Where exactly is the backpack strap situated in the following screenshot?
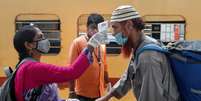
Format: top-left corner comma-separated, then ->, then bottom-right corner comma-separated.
4,67 -> 13,78
135,44 -> 175,101
4,58 -> 34,78
10,58 -> 37,101
10,58 -> 36,81
135,44 -> 168,63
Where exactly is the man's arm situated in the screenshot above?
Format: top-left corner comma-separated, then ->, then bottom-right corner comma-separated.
68,40 -> 80,98
104,71 -> 110,84
102,45 -> 110,84
68,80 -> 77,98
96,66 -> 132,101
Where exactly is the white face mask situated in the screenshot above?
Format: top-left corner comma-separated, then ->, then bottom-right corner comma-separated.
36,39 -> 50,53
114,32 -> 128,45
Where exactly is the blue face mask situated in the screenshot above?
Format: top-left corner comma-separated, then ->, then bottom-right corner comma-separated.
114,32 -> 128,45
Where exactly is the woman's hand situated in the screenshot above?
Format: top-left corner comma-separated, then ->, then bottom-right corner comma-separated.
87,31 -> 108,48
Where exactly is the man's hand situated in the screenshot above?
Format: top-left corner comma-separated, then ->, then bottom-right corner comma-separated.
66,98 -> 80,101
106,82 -> 112,92
95,96 -> 110,101
68,91 -> 77,98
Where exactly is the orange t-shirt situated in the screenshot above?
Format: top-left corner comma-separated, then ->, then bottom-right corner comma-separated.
68,35 -> 108,98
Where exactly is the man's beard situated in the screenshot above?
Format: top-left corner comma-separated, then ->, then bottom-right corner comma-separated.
121,37 -> 133,58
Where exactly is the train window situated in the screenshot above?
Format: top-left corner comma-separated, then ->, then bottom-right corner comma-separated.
143,15 -> 186,44
15,14 -> 61,54
77,14 -> 121,55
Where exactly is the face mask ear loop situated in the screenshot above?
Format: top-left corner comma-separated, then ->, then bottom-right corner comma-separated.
35,40 -> 39,51
27,41 -> 36,57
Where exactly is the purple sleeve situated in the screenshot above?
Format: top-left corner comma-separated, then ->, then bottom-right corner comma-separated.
24,48 -> 92,89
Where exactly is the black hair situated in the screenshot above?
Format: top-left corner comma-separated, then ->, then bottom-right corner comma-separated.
13,25 -> 37,61
87,13 -> 104,29
131,18 -> 145,31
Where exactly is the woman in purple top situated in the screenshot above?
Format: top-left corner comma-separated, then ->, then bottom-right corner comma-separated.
13,25 -> 107,101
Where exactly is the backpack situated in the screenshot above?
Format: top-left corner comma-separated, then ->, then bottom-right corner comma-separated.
136,41 -> 201,101
0,58 -> 42,101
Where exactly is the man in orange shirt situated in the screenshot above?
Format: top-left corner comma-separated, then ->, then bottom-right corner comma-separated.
68,13 -> 111,101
